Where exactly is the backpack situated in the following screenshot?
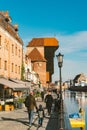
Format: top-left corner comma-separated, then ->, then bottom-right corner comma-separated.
25,96 -> 30,107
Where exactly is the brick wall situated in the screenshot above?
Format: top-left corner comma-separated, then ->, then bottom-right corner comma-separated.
0,26 -> 23,79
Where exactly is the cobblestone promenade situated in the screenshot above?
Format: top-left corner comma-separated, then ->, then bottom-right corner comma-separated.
0,96 -> 59,130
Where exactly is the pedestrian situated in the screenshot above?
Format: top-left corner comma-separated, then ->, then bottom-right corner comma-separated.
41,91 -> 44,101
45,91 -> 53,115
25,91 -> 38,126
57,91 -> 60,99
37,104 -> 44,126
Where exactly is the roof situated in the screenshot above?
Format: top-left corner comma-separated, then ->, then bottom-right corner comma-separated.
74,74 -> 81,81
74,73 -> 86,81
28,48 -> 46,62
27,38 -> 58,47
0,11 -> 23,45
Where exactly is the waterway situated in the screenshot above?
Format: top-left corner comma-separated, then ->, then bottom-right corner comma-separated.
63,90 -> 87,130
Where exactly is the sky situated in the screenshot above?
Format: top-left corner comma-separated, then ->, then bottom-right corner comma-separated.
0,0 -> 87,82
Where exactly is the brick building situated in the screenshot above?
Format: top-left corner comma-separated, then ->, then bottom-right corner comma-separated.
26,38 -> 59,87
0,11 -> 26,100
0,11 -> 23,79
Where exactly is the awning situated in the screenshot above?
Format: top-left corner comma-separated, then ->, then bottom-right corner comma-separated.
9,79 -> 31,89
0,78 -> 30,91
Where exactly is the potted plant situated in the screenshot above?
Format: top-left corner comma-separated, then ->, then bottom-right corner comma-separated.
17,97 -> 25,109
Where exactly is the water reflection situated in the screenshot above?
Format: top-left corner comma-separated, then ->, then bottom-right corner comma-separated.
63,90 -> 87,130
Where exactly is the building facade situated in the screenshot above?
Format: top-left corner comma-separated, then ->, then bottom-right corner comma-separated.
0,11 -> 23,79
74,73 -> 87,86
26,38 -> 59,87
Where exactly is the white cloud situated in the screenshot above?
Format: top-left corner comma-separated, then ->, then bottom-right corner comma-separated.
56,31 -> 87,54
52,31 -> 87,82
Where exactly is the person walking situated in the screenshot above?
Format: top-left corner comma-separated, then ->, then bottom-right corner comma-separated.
25,91 -> 38,126
45,91 -> 53,115
37,104 -> 44,127
41,91 -> 44,101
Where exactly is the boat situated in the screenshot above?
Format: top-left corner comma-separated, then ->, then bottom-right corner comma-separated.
68,86 -> 87,92
69,108 -> 85,130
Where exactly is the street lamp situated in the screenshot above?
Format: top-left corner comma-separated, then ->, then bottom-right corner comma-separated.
56,52 -> 64,130
56,52 -> 63,99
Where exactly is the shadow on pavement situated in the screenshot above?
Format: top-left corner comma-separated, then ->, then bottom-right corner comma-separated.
1,117 -> 29,126
46,112 -> 59,130
1,116 -> 39,128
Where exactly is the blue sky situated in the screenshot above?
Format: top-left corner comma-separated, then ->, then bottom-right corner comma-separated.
0,0 -> 87,82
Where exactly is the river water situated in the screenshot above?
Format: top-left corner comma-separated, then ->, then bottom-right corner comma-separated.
63,90 -> 87,130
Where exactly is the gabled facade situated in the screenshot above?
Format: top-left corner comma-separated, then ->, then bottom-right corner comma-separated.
26,38 -> 59,87
0,11 -> 23,79
73,73 -> 87,86
74,73 -> 86,83
24,54 -> 40,85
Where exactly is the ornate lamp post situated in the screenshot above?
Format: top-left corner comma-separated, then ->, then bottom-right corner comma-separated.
56,52 -> 63,100
56,52 -> 64,130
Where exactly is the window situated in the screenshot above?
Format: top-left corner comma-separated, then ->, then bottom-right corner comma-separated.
12,44 -> 14,54
11,63 -> 14,72
4,39 -> 9,50
15,65 -> 17,73
4,60 -> 7,70
6,42 -> 9,50
18,49 -> 20,57
0,58 -> 1,69
15,46 -> 17,55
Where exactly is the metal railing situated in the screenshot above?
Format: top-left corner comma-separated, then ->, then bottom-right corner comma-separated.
58,99 -> 72,130
63,102 -> 72,130
59,99 -> 65,130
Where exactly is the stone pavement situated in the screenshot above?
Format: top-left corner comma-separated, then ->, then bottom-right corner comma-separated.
0,97 -> 60,130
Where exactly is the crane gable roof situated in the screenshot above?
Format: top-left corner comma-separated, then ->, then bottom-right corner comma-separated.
28,48 -> 46,62
27,38 -> 58,47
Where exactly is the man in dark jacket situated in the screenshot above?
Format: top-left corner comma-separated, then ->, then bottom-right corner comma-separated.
25,91 -> 37,126
45,91 -> 53,115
